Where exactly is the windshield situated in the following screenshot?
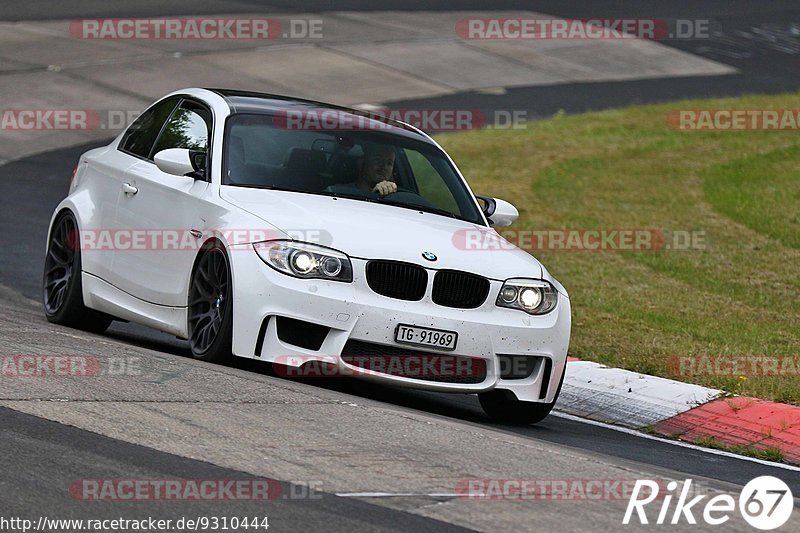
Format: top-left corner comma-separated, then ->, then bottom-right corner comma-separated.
222,113 -> 485,225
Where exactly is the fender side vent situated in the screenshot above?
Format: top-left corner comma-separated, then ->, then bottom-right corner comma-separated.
539,358 -> 553,399
254,316 -> 271,357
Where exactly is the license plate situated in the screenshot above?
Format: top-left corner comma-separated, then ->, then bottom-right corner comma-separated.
395,324 -> 458,351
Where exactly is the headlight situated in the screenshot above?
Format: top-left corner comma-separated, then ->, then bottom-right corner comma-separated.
254,241 -> 353,282
496,279 -> 557,315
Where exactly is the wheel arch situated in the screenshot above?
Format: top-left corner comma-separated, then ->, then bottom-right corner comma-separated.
186,237 -> 234,329
45,206 -> 79,250
186,237 -> 235,360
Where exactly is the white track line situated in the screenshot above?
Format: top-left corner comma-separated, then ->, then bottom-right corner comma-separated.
552,412 -> 800,472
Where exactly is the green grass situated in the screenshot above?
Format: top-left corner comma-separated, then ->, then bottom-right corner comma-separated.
693,437 -> 785,463
703,145 -> 800,249
435,92 -> 800,404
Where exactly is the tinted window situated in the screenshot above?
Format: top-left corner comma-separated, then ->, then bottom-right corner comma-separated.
119,96 -> 180,159
151,100 -> 212,157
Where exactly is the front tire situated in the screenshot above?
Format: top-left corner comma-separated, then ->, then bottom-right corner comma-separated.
188,246 -> 233,363
479,365 -> 565,425
42,212 -> 113,333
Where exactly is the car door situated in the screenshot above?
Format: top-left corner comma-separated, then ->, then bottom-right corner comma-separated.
112,98 -> 213,307
91,96 -> 180,289
76,144 -> 139,285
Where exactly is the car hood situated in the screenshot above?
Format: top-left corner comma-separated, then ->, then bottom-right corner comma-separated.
220,187 -> 542,280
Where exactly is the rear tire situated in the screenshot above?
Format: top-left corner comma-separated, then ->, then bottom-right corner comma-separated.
42,212 -> 113,334
188,246 -> 233,363
479,364 -> 565,425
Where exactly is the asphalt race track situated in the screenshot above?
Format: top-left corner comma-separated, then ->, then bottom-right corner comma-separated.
2,1 -> 800,531
1,408 -> 469,532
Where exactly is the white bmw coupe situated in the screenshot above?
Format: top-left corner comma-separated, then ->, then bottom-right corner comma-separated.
43,88 -> 571,424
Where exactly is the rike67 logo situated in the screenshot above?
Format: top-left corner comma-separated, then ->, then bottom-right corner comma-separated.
624,476 -> 794,530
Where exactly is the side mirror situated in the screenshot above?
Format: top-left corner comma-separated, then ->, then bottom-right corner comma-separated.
154,148 -> 205,178
476,196 -> 519,227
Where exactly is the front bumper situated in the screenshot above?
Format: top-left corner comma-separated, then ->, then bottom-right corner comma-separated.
230,248 -> 571,403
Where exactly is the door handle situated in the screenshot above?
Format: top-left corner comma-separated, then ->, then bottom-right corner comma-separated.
122,182 -> 138,196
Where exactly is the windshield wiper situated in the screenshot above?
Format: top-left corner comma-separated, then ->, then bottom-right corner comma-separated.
378,198 -> 463,221
322,191 -> 382,204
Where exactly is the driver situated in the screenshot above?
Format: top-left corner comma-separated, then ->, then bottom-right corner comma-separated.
358,142 -> 397,196
326,142 -> 397,197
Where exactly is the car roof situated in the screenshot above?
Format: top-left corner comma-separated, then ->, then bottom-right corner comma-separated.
207,88 -> 431,143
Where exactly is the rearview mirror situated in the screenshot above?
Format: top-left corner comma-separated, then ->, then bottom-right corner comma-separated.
154,148 -> 205,178
476,196 -> 519,227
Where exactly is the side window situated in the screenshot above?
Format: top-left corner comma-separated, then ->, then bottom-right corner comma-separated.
119,96 -> 180,159
405,149 -> 460,213
151,100 -> 212,159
